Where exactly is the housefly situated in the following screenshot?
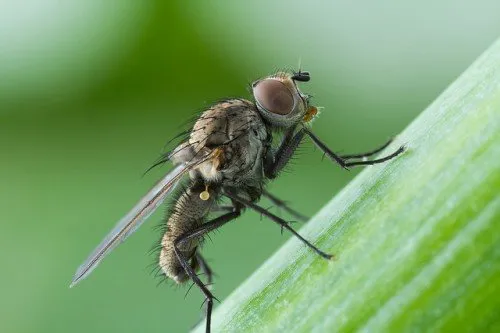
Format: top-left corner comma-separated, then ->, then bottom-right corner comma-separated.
71,70 -> 404,333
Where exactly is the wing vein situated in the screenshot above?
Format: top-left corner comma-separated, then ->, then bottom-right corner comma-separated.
70,156 -> 208,287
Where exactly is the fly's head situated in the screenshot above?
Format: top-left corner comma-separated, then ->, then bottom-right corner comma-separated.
252,70 -> 317,128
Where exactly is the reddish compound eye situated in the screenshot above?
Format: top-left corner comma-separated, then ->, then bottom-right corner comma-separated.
253,79 -> 294,115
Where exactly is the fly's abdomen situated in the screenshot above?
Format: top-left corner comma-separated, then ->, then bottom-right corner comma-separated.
159,181 -> 216,283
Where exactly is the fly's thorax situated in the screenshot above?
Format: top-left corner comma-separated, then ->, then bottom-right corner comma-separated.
174,99 -> 269,185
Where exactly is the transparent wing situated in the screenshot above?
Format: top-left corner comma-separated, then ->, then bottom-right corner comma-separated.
70,158 -> 205,287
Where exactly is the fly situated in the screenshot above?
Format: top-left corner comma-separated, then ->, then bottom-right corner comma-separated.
71,70 -> 405,333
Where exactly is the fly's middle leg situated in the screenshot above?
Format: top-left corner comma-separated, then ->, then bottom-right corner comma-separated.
225,191 -> 333,260
262,189 -> 309,222
209,205 -> 235,214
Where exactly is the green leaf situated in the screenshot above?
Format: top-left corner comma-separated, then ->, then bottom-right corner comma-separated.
194,38 -> 500,333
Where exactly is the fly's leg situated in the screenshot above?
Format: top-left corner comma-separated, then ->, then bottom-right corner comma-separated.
225,192 -> 332,260
339,138 -> 393,159
191,252 -> 215,329
195,252 -> 214,285
264,126 -> 305,179
210,205 -> 235,214
262,189 -> 309,222
264,127 -> 404,174
302,128 -> 405,169
174,210 -> 241,333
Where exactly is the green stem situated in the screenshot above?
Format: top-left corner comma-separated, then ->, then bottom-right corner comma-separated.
195,38 -> 500,333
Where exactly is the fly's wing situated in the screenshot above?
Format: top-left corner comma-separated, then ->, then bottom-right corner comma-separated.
70,158 -> 205,287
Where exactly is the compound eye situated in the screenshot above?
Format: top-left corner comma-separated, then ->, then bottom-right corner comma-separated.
253,79 -> 294,115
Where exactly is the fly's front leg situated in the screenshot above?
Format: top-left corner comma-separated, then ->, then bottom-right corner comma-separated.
339,137 -> 393,159
302,128 -> 405,168
174,210 -> 241,333
264,126 -> 305,179
263,125 -> 402,177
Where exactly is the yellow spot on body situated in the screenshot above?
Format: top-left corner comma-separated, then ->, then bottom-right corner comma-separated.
200,184 -> 210,201
200,191 -> 210,200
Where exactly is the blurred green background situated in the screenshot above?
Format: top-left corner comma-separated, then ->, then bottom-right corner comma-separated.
1,1 -> 499,332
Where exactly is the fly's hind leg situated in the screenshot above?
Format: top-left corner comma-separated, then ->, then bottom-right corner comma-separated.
175,210 -> 241,333
195,252 -> 214,286
190,252 -> 215,329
